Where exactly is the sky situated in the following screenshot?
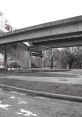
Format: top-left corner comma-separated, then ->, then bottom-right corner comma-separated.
0,0 -> 82,29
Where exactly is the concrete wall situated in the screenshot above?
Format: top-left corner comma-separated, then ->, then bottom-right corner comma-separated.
31,56 -> 42,68
0,44 -> 31,68
7,43 -> 31,68
0,43 -> 42,68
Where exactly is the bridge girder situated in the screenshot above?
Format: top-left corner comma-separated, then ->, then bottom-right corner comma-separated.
0,16 -> 82,48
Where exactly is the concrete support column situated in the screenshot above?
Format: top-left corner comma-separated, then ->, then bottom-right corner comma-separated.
4,44 -> 7,68
28,48 -> 31,68
40,56 -> 43,68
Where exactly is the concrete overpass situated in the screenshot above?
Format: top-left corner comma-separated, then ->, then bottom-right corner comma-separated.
0,15 -> 82,48
1,15 -> 82,68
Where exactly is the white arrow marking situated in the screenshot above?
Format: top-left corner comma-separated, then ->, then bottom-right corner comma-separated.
17,109 -> 37,116
0,100 -> 10,110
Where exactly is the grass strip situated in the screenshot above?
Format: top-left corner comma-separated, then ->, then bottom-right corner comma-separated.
0,78 -> 82,97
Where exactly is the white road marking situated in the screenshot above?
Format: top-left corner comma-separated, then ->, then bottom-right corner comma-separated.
0,100 -> 10,110
9,95 -> 27,104
17,97 -> 27,104
17,109 -> 37,116
9,96 -> 16,99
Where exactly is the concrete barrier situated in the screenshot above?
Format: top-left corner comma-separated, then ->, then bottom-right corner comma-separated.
15,68 -> 71,73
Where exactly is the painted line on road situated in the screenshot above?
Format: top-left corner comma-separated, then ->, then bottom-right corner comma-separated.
0,83 -> 82,102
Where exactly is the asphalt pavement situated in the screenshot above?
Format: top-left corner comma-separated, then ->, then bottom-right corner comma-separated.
0,88 -> 82,117
0,70 -> 82,84
0,70 -> 82,116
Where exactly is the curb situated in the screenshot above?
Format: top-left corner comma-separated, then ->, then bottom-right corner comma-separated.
0,83 -> 82,102
0,68 -> 71,73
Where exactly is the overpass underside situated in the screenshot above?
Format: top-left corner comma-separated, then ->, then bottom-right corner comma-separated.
32,32 -> 82,48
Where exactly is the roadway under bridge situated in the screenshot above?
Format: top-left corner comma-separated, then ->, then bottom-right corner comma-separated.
0,15 -> 82,68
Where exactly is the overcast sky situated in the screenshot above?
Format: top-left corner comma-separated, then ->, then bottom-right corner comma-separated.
0,0 -> 82,29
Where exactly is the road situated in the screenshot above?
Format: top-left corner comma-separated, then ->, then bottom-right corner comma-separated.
1,69 -> 82,84
0,88 -> 82,117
